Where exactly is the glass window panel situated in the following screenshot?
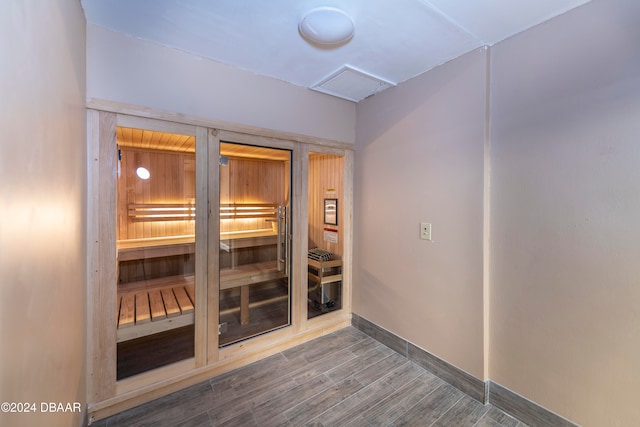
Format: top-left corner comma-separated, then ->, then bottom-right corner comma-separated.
218,142 -> 292,346
308,152 -> 344,319
115,127 -> 196,380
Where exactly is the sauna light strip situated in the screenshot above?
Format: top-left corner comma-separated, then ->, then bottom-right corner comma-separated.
129,203 -> 278,222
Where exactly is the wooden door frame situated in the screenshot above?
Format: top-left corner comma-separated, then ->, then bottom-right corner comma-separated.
86,103 -> 354,422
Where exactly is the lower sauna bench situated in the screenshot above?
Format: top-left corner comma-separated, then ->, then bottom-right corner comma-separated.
219,261 -> 287,326
116,275 -> 195,343
116,261 -> 287,342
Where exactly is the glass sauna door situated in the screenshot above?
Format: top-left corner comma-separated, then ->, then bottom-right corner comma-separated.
218,142 -> 291,346
115,127 -> 197,379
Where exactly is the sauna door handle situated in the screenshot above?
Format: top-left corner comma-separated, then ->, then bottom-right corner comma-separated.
277,205 -> 289,275
277,205 -> 284,272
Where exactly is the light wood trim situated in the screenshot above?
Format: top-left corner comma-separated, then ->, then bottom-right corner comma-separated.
114,358 -> 196,398
218,129 -> 296,151
117,114 -> 197,137
88,98 -> 354,150
341,149 -> 354,315
292,144 -> 309,333
87,107 -> 355,420
305,306 -> 352,330
88,109 -> 118,401
194,126 -> 209,367
118,314 -> 195,343
207,129 -> 221,362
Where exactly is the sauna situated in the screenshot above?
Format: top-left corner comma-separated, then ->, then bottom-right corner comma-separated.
87,109 -> 353,420
114,128 -> 292,378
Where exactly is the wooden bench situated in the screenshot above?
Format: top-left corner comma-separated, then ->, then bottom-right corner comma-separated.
220,261 -> 286,325
116,275 -> 195,343
116,261 -> 286,342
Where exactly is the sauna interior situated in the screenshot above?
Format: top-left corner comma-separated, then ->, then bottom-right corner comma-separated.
307,152 -> 344,319
115,126 -> 199,379
114,126 -> 345,380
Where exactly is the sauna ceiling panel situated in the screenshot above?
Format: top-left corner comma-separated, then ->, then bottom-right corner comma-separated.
220,143 -> 290,162
117,127 -> 195,152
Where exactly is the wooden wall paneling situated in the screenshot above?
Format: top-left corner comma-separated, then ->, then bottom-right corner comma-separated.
116,147 -> 197,241
88,109 -> 118,402
195,126 -> 210,367
219,155 -> 286,233
117,126 -> 196,154
140,151 -> 150,239
207,129 -> 221,362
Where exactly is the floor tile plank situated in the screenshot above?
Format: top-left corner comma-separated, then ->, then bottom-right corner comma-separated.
389,383 -> 464,426
432,394 -> 488,426
285,376 -> 365,425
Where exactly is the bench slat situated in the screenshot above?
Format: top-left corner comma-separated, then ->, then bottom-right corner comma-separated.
135,292 -> 151,324
174,286 -> 194,314
185,283 -> 195,305
118,293 -> 135,328
161,288 -> 181,317
149,289 -> 166,321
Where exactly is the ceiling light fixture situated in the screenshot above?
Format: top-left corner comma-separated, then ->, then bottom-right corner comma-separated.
299,7 -> 355,45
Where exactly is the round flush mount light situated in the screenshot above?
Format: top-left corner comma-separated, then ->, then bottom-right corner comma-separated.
299,7 -> 355,45
136,166 -> 150,180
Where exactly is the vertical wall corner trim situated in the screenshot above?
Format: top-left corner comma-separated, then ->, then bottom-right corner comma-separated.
482,44 -> 492,382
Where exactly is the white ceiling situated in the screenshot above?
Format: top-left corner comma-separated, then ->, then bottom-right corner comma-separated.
82,0 -> 592,102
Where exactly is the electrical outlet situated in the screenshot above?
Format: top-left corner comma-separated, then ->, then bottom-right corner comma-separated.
420,222 -> 432,240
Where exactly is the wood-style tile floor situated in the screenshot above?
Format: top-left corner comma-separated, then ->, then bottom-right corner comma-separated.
95,327 -> 527,427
